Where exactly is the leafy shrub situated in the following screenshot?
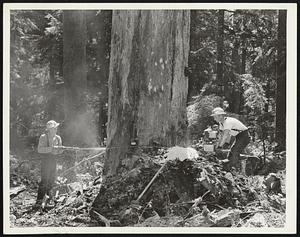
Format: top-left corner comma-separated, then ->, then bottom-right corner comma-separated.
187,94 -> 222,140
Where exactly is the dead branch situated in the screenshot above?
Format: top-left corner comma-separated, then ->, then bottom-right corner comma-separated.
10,185 -> 26,198
60,151 -> 105,176
92,210 -> 111,227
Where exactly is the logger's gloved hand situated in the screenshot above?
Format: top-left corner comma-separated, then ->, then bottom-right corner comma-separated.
214,145 -> 224,158
53,145 -> 64,150
214,144 -> 221,151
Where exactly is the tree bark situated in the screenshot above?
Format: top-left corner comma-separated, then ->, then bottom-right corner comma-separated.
231,39 -> 240,74
103,10 -> 190,176
216,9 -> 224,96
275,10 -> 286,150
230,39 -> 242,114
237,37 -> 247,113
95,11 -> 112,144
241,38 -> 246,74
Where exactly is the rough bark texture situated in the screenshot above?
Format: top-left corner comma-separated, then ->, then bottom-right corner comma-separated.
63,10 -> 95,147
104,10 -> 190,176
275,10 -> 286,150
216,10 -> 224,95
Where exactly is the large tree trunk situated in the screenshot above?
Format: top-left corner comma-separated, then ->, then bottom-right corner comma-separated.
216,9 -> 224,96
103,10 -> 190,176
275,10 -> 286,150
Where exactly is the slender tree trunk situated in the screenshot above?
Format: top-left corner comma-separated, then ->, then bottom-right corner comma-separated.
98,100 -> 104,144
96,11 -> 112,144
237,37 -> 247,113
103,10 -> 190,176
231,39 -> 240,73
216,9 -> 224,96
47,52 -> 56,120
62,10 -> 88,182
63,10 -> 96,147
241,38 -> 246,74
275,10 -> 286,150
230,38 -> 241,113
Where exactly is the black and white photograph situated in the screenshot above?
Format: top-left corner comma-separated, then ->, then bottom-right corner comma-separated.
3,3 -> 297,234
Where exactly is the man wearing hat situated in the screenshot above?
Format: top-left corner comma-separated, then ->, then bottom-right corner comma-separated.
211,107 -> 250,172
34,120 -> 64,209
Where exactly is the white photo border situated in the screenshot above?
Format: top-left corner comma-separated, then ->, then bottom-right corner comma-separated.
3,2 -> 297,234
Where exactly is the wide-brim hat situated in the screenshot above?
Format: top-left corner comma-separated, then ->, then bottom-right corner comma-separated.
46,120 -> 60,130
210,107 -> 226,116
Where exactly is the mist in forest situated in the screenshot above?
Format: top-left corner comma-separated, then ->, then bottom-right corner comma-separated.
63,110 -> 100,147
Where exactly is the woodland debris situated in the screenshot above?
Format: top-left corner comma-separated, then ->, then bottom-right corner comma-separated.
244,213 -> 267,227
134,214 -> 183,227
9,147 -> 286,228
134,162 -> 167,203
181,207 -> 215,227
264,173 -> 282,193
211,208 -> 242,227
10,185 -> 26,198
92,210 -> 111,227
92,147 -> 285,226
92,209 -> 121,227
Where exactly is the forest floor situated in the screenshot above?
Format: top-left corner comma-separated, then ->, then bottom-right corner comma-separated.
9,143 -> 286,228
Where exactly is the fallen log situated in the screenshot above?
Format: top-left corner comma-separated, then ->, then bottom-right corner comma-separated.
10,185 -> 26,198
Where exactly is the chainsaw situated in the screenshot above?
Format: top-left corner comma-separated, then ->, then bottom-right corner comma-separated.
54,146 -> 106,152
203,126 -> 219,152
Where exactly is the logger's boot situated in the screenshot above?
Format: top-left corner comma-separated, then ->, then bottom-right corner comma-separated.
41,194 -> 50,210
222,160 -> 231,172
43,192 -> 56,210
31,199 -> 42,212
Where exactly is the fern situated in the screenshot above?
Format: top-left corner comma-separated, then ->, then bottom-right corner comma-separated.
240,74 -> 267,113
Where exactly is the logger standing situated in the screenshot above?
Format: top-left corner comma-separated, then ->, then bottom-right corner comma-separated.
34,120 -> 64,209
211,107 -> 250,172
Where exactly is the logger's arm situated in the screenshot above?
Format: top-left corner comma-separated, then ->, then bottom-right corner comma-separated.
52,136 -> 64,154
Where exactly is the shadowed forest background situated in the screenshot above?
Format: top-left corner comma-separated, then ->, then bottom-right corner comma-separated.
9,9 -> 287,228
10,9 -> 286,154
